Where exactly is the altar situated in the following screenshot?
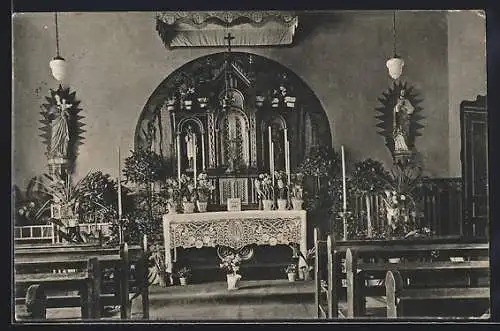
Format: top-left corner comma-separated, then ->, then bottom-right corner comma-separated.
162,210 -> 307,274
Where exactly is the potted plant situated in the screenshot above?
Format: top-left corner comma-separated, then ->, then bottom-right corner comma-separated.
179,174 -> 196,213
285,263 -> 297,282
255,173 -> 274,210
274,171 -> 288,210
219,253 -> 243,290
196,172 -> 214,212
176,267 -> 191,286
290,173 -> 305,210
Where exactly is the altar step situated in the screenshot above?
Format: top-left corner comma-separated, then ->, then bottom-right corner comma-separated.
148,279 -> 314,306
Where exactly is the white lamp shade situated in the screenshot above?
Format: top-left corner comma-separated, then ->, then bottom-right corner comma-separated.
386,57 -> 405,80
49,57 -> 67,81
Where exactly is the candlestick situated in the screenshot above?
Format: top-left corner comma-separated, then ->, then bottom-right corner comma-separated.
341,145 -> 347,212
366,195 -> 372,237
268,126 -> 273,175
271,142 -> 275,187
176,134 -> 181,188
286,141 -> 291,185
117,147 -> 122,219
193,146 -> 197,187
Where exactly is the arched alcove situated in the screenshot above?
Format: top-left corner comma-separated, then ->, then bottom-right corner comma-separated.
134,52 -> 331,177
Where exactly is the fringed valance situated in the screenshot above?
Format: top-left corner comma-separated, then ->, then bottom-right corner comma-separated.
156,11 -> 299,48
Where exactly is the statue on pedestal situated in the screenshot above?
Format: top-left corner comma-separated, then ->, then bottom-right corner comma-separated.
185,125 -> 197,170
393,89 -> 415,152
48,94 -> 73,159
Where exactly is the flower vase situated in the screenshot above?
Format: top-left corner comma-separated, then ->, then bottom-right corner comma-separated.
227,273 -> 241,290
262,200 -> 274,211
179,277 -> 188,286
287,272 -> 296,282
183,202 -> 195,213
277,199 -> 288,210
291,199 -> 303,210
197,201 -> 208,212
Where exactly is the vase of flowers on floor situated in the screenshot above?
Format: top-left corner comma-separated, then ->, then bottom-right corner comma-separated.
196,172 -> 214,212
290,173 -> 305,210
180,174 -> 196,213
220,253 -> 243,290
275,171 -> 288,210
285,264 -> 297,282
176,267 -> 191,286
255,173 -> 274,210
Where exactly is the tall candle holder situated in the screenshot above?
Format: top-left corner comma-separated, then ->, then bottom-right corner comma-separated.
338,210 -> 352,241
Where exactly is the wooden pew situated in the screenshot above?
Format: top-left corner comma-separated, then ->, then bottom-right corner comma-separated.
15,240 -> 150,320
15,257 -> 102,320
313,228 -> 338,318
386,269 -> 490,319
344,242 -> 489,318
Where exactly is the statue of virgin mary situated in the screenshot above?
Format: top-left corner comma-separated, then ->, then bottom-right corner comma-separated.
48,94 -> 72,158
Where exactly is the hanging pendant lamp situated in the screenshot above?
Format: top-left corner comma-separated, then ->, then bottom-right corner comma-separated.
386,10 -> 404,80
49,12 -> 67,81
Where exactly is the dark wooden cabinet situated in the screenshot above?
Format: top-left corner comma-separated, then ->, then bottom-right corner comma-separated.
460,95 -> 488,239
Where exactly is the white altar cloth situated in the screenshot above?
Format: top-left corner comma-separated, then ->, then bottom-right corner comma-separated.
162,210 -> 307,274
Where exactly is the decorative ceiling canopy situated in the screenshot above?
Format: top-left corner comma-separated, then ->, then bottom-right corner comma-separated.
156,11 -> 299,48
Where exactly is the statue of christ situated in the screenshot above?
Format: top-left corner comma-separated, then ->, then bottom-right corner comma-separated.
185,125 -> 197,170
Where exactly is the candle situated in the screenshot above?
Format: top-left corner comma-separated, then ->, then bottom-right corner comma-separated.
341,145 -> 347,212
117,147 -> 122,219
366,195 -> 372,237
271,142 -> 275,187
268,126 -> 273,175
193,145 -> 197,187
176,135 -> 181,187
286,141 -> 291,185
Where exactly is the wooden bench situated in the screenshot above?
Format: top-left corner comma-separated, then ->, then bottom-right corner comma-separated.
344,242 -> 489,318
15,257 -> 102,320
313,228 -> 339,318
15,240 -> 150,320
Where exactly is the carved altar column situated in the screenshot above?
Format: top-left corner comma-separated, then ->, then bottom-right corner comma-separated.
208,112 -> 216,168
250,112 -> 257,168
201,132 -> 206,171
176,133 -> 181,185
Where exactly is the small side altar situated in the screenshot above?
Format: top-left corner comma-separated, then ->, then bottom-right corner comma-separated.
162,210 -> 307,274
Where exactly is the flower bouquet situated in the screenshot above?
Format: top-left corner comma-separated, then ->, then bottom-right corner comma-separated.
179,174 -> 196,213
219,253 -> 243,290
196,172 -> 215,212
175,267 -> 191,286
284,263 -> 297,282
290,172 -> 305,210
255,173 -> 274,210
163,178 -> 181,214
275,171 -> 288,210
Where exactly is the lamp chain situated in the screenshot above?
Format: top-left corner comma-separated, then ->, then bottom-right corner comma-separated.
55,12 -> 60,57
393,10 -> 397,56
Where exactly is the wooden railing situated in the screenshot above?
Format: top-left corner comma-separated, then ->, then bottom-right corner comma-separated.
349,178 -> 463,236
14,222 -> 113,243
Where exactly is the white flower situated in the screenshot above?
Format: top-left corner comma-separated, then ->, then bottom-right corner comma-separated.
400,195 -> 406,200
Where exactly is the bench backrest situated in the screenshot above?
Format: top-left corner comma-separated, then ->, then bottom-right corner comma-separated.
314,228 -> 338,318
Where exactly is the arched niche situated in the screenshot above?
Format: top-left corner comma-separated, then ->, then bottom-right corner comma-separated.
134,52 -> 332,176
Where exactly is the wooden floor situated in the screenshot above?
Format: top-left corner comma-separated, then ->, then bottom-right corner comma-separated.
15,279 -> 388,321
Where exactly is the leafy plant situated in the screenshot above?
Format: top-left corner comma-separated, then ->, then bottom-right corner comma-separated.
274,171 -> 288,199
284,264 -> 297,274
179,174 -> 196,202
196,172 -> 215,202
219,254 -> 243,275
254,173 -> 273,200
176,267 -> 192,278
350,159 -> 390,195
122,148 -> 166,186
